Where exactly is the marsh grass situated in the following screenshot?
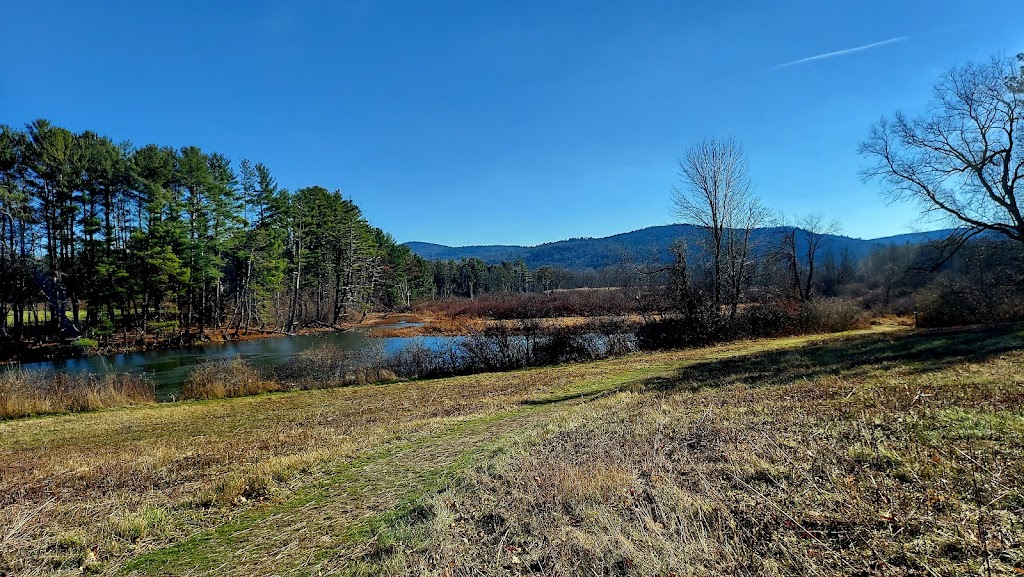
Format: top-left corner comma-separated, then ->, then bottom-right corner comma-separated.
0,370 -> 154,419
181,347 -> 403,402
181,357 -> 279,399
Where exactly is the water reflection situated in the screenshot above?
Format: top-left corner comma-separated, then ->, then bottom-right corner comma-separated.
8,329 -> 458,399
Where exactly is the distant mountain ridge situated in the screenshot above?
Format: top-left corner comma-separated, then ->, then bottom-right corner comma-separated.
404,224 -> 954,270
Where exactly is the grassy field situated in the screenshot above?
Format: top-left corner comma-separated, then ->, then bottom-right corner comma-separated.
1,325 -> 1022,575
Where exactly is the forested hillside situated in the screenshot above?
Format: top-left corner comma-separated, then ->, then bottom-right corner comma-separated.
0,120 -> 434,349
406,224 -> 954,270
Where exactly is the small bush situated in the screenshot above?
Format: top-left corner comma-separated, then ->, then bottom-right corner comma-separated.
533,332 -> 596,364
916,279 -> 996,328
73,338 -> 99,349
276,343 -> 397,388
182,358 -> 278,400
803,298 -> 868,333
636,309 -> 725,351
459,328 -> 530,372
737,301 -> 799,338
385,339 -> 463,379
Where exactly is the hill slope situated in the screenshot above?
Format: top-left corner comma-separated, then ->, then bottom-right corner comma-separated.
405,224 -> 953,269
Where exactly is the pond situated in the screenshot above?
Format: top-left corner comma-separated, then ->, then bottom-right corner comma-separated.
8,327 -> 458,400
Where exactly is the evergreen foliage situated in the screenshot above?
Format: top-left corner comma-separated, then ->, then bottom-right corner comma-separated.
0,119 -> 433,345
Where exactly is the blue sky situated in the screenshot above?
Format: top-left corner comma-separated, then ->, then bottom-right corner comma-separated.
2,1 -> 1021,246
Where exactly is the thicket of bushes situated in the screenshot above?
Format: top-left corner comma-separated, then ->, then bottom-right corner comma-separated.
916,277 -> 1024,328
275,344 -> 398,388
386,320 -> 638,379
416,289 -> 638,320
635,298 -> 868,350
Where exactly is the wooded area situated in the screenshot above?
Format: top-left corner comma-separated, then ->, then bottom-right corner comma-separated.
0,120 -> 435,350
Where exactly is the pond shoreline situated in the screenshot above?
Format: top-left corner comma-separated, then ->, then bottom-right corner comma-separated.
0,312 -> 440,366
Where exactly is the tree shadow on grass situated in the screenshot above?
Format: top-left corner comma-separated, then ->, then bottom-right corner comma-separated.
642,325 -> 1024,393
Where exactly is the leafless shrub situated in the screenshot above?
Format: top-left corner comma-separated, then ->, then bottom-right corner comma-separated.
385,339 -> 462,379
803,298 -> 869,333
276,343 -> 398,388
460,325 -> 530,372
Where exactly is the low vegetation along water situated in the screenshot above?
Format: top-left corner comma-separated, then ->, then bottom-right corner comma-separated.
7,324 -> 451,400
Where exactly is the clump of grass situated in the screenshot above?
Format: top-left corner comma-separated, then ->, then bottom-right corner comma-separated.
0,370 -> 155,419
72,338 -> 100,349
181,358 -> 279,400
109,506 -> 171,542
48,532 -> 99,573
207,471 -> 274,505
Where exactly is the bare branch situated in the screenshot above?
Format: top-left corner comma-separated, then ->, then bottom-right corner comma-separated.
860,55 -> 1024,250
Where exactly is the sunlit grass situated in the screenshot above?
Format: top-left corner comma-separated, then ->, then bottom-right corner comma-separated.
2,325 -> 1021,576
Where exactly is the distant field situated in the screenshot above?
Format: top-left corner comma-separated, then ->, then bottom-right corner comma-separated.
1,325 -> 1021,575
3,309 -> 65,324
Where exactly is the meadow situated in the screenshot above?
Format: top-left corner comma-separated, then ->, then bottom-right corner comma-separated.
1,324 -> 1021,575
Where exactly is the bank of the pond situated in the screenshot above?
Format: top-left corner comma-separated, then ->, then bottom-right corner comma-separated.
0,313 -> 440,365
3,329 -> 461,401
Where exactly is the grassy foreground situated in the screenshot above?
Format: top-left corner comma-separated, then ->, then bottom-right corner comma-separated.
1,325 -> 1022,575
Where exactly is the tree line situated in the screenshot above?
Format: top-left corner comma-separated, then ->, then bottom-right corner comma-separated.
0,120 -> 434,347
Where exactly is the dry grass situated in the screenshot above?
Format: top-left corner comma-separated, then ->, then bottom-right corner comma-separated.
361,326 -> 1024,576
2,325 -> 1021,576
180,357 -> 280,400
368,314 -> 485,337
0,370 -> 154,419
3,335 -> 688,575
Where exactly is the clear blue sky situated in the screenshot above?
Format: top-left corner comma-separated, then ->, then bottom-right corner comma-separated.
2,1 -> 1021,246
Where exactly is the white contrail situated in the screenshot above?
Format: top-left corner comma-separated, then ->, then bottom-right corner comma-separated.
771,36 -> 908,70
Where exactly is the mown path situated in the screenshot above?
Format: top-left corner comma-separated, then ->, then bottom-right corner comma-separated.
123,409 -> 547,576
2,328 -> 905,576
121,330 -> 907,575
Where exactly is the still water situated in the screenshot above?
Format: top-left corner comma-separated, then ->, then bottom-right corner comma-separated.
10,326 -> 455,399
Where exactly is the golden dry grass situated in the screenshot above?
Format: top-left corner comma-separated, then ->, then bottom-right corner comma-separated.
0,371 -> 155,419
361,326 -> 1024,576
180,357 -> 280,400
367,314 -> 485,337
2,325 -> 1021,576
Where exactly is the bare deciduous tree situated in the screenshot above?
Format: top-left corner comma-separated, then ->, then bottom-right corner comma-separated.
673,137 -> 769,319
778,214 -> 841,303
860,55 -> 1024,252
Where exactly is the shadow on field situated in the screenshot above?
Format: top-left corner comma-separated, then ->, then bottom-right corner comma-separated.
643,325 -> 1024,392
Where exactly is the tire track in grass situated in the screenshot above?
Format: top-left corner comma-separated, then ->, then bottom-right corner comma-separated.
121,408 -> 547,576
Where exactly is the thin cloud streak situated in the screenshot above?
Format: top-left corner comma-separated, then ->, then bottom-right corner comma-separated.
771,36 -> 908,70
